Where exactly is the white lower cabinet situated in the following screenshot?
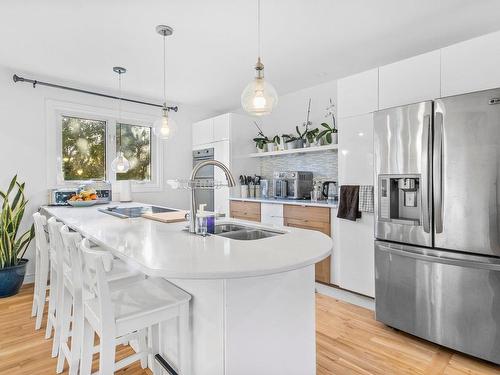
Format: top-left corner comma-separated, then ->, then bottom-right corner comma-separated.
260,203 -> 283,226
336,214 -> 375,297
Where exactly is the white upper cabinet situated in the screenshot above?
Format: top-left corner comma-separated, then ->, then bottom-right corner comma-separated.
441,30 -> 500,97
337,68 -> 378,118
213,114 -> 231,141
338,113 -> 374,185
192,118 -> 214,146
379,50 -> 441,109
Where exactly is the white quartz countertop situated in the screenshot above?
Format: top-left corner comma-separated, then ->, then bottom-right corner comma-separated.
229,196 -> 338,208
41,202 -> 332,279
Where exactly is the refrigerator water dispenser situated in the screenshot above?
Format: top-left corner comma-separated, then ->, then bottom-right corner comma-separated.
378,175 -> 421,226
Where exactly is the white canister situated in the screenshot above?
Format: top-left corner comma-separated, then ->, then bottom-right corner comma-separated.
119,180 -> 132,202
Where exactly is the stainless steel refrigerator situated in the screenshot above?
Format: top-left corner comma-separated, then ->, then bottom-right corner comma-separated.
374,88 -> 500,364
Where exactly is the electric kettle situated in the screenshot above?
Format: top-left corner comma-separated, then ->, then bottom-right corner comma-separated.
322,181 -> 338,200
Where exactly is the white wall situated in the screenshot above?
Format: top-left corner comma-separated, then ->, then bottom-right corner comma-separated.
0,65 -> 212,279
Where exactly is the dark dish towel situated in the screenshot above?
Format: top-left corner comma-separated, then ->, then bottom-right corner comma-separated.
337,185 -> 361,221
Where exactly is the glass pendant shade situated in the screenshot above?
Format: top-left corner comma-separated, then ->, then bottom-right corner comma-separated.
111,151 -> 130,173
155,107 -> 178,140
241,69 -> 278,116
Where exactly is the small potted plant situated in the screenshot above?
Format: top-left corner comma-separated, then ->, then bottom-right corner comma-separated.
282,134 -> 298,150
252,121 -> 270,152
317,98 -> 338,145
0,175 -> 34,298
306,127 -> 320,147
295,126 -> 307,148
267,135 -> 281,152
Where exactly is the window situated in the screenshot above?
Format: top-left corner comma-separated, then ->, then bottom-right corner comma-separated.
62,116 -> 106,181
60,115 -> 154,184
116,123 -> 151,181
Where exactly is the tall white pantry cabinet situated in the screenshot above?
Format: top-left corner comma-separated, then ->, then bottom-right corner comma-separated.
192,113 -> 259,216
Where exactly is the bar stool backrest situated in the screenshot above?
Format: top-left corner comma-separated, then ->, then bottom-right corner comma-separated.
80,238 -> 115,330
47,217 -> 65,267
32,212 -> 49,261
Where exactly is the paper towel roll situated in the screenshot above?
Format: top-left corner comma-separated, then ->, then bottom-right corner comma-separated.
119,180 -> 132,202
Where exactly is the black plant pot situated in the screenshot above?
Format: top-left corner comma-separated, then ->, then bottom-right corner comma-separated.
0,259 -> 28,298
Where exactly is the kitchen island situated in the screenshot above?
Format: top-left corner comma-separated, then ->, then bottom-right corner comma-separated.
41,202 -> 332,375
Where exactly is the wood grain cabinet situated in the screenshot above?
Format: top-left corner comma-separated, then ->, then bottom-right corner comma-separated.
283,205 -> 331,284
229,201 -> 261,222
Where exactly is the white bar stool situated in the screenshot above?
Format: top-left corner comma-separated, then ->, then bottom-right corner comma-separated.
57,226 -> 144,375
46,217 -> 66,357
32,212 -> 53,332
78,238 -> 192,375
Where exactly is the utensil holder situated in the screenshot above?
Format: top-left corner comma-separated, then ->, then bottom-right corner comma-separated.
240,185 -> 249,198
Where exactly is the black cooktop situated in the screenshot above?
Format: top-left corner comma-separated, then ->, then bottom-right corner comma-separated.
99,206 -> 176,219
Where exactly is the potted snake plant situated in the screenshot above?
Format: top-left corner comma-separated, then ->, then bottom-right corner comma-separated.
0,175 -> 34,298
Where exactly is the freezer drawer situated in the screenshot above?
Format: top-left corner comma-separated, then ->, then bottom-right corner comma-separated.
375,240 -> 500,364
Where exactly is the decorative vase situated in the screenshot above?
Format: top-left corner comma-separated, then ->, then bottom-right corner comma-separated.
297,139 -> 306,148
0,259 -> 28,298
267,143 -> 276,152
332,133 -> 338,144
257,144 -> 268,153
286,141 -> 297,150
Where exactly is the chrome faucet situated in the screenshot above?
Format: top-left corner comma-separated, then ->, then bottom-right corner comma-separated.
189,160 -> 236,233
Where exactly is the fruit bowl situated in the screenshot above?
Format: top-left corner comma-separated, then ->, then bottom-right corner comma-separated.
67,200 -> 97,207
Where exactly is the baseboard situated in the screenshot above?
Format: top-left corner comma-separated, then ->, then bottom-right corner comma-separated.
23,273 -> 35,285
315,282 -> 375,311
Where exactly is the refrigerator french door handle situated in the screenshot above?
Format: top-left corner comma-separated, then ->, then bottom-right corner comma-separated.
433,111 -> 444,233
421,114 -> 431,233
377,243 -> 500,271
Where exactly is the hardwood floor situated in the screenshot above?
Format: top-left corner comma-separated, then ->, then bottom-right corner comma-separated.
1,285 -> 499,374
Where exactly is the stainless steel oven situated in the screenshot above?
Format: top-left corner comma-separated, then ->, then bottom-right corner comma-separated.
193,148 -> 214,211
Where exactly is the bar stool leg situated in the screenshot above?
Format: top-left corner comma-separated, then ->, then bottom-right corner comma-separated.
178,303 -> 191,375
138,328 -> 149,369
56,287 -> 72,373
45,266 -> 57,339
99,331 -> 117,375
150,323 -> 162,375
80,319 -> 94,375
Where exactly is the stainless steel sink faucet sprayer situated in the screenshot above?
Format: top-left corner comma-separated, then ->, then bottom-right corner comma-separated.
189,160 -> 236,233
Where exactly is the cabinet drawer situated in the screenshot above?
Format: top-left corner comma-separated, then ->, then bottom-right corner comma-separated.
283,217 -> 330,236
230,201 -> 261,222
283,205 -> 330,224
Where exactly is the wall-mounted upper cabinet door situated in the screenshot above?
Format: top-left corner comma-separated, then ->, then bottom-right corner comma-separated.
441,31 -> 500,97
337,68 -> 378,118
213,114 -> 231,142
192,118 -> 214,146
379,50 -> 441,109
338,113 -> 374,186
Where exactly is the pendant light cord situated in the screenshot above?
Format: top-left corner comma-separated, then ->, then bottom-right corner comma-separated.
163,33 -> 167,106
257,0 -> 261,60
118,71 -> 122,151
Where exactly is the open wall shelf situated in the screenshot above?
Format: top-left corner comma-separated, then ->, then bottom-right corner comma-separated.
248,144 -> 338,157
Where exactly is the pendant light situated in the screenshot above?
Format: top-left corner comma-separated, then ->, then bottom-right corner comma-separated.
111,66 -> 130,173
241,0 -> 278,116
155,25 -> 177,140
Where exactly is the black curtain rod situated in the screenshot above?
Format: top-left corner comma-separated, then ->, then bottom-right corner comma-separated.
12,74 -> 178,112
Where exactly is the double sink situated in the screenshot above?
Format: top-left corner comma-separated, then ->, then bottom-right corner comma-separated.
214,223 -> 284,241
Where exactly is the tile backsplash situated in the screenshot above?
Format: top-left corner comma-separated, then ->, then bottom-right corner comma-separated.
259,151 -> 337,182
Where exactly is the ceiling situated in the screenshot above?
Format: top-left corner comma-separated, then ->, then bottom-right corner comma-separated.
1,0 -> 500,113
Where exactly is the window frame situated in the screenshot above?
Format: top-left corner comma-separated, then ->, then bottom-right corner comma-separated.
46,99 -> 163,193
